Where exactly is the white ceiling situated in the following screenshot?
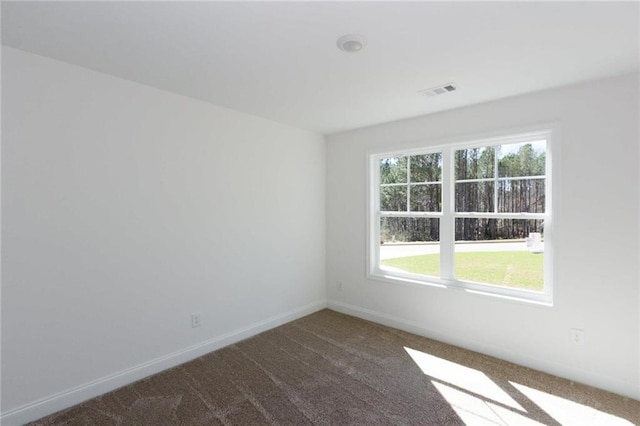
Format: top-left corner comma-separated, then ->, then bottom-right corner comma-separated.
2,1 -> 638,135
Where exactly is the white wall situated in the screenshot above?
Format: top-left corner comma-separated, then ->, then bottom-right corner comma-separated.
327,73 -> 639,399
1,47 -> 326,422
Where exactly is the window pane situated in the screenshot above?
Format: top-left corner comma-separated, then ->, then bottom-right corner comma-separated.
454,218 -> 544,291
380,157 -> 407,184
410,153 -> 442,182
498,179 -> 545,213
498,141 -> 546,178
455,218 -> 544,241
380,186 -> 407,211
410,184 -> 441,212
455,182 -> 494,212
380,217 -> 440,277
455,147 -> 495,180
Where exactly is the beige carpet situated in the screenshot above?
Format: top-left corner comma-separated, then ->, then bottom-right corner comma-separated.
31,309 -> 639,425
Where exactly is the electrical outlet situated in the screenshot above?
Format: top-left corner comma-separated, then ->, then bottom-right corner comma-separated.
337,281 -> 343,292
191,312 -> 201,328
570,328 -> 584,345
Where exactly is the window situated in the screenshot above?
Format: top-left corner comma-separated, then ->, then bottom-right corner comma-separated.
368,129 -> 553,304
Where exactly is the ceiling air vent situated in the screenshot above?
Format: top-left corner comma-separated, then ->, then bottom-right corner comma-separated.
419,83 -> 457,98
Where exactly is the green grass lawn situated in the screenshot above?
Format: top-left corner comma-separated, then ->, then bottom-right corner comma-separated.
381,251 -> 543,291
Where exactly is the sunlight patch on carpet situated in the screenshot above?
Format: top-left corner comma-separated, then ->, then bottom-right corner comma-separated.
432,382 -> 544,425
404,347 -> 524,411
510,382 -> 635,426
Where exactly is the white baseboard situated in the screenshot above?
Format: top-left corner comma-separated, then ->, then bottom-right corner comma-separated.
1,300 -> 327,426
327,299 -> 639,401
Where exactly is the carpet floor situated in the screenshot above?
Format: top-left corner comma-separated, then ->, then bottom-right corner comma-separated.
31,309 -> 639,425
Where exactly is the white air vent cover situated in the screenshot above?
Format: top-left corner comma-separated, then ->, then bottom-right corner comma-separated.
419,83 -> 457,98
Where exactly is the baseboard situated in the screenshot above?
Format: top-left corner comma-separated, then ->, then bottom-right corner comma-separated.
327,299 -> 639,401
0,300 -> 327,426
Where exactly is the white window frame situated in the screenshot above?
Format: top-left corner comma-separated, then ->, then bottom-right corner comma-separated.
367,127 -> 556,305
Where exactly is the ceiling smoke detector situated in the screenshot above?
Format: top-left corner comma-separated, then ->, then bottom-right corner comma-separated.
419,83 -> 457,98
336,34 -> 367,53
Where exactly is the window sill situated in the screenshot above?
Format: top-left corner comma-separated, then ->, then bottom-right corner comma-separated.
367,270 -> 554,308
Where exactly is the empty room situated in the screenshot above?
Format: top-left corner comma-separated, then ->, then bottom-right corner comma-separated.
1,1 -> 639,425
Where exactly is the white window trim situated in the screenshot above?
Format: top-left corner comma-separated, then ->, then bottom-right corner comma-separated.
366,126 -> 557,306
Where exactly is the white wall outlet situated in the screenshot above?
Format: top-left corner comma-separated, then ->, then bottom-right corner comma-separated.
570,328 -> 584,345
191,312 -> 201,328
336,281 -> 343,292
